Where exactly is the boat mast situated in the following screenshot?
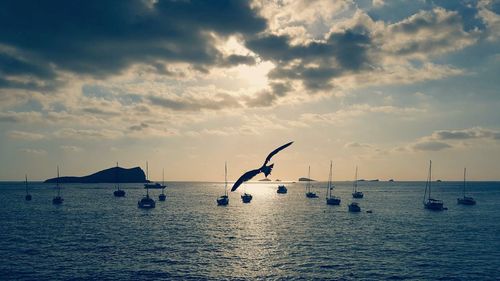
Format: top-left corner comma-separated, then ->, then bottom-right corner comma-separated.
224,161 -> 227,196
162,168 -> 165,195
116,162 -> 119,191
327,161 -> 332,199
57,166 -> 60,197
307,166 -> 311,192
428,160 -> 432,200
353,166 -> 358,193
463,167 -> 466,197
146,162 -> 149,197
25,174 -> 28,195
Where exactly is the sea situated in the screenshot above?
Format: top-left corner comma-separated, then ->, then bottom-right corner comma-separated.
1,181 -> 499,280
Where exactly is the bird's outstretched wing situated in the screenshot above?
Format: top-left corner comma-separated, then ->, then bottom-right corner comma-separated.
231,141 -> 294,192
231,168 -> 260,192
262,141 -> 293,167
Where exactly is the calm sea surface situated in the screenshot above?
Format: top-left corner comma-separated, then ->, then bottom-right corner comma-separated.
1,181 -> 499,280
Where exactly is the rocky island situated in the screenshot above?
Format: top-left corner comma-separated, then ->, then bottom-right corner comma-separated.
44,166 -> 149,183
298,177 -> 315,182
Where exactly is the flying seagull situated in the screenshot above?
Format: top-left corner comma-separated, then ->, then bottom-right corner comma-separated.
231,141 -> 293,192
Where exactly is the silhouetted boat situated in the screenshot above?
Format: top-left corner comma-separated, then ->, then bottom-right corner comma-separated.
138,187 -> 155,209
457,168 -> 476,205
138,163 -> 155,209
423,160 -> 446,211
138,195 -> 155,209
348,202 -> 361,212
352,166 -> 364,198
25,174 -> 32,201
52,166 -> 64,205
113,162 -> 126,197
277,185 -> 287,194
144,162 -> 166,189
241,193 -> 253,203
305,166 -> 318,198
326,161 -> 341,205
159,168 -> 166,201
217,162 -> 229,206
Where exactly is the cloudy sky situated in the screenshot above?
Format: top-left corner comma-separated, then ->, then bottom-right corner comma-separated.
1,0 -> 499,181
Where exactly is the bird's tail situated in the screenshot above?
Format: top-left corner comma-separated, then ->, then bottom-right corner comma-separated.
261,163 -> 274,177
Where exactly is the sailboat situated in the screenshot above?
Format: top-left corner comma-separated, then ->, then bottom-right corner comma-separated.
457,168 -> 476,205
138,183 -> 155,209
241,184 -> 253,203
305,166 -> 318,198
158,168 -> 166,201
52,166 -> 64,205
277,184 -> 287,194
138,162 -> 155,209
326,161 -> 341,205
352,166 -> 364,198
217,162 -> 229,206
144,162 -> 166,189
423,160 -> 446,211
348,202 -> 361,212
25,174 -> 32,201
113,162 -> 126,197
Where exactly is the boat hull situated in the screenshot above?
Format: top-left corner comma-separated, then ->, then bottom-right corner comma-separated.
25,194 -> 32,201
424,199 -> 446,211
277,185 -> 287,194
138,197 -> 155,209
113,190 -> 126,197
241,194 -> 253,203
457,197 -> 476,205
159,194 -> 166,201
52,196 -> 64,205
348,203 -> 361,212
217,196 -> 229,206
352,192 -> 364,199
326,197 -> 341,205
306,192 -> 318,198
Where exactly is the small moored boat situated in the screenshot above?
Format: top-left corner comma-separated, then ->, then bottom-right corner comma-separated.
326,161 -> 341,205
423,160 -> 446,211
217,162 -> 229,206
457,168 -> 476,205
348,202 -> 361,212
352,166 -> 364,199
52,166 -> 64,205
277,185 -> 287,194
113,162 -> 126,197
25,174 -> 32,201
305,166 -> 318,198
241,193 -> 253,203
158,168 -> 167,201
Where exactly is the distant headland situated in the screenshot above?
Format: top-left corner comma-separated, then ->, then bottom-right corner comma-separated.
44,166 -> 149,183
298,177 -> 315,182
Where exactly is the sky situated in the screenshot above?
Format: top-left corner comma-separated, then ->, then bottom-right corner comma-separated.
0,0 -> 499,181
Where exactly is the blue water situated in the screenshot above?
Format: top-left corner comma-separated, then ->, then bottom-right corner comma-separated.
1,181 -> 500,280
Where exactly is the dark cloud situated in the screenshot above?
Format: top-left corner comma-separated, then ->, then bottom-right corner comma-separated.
244,90 -> 277,107
82,107 -> 120,116
434,130 -> 476,140
219,54 -> 256,67
412,141 -> 452,151
129,122 -> 149,131
148,93 -> 241,111
0,0 -> 266,89
270,82 -> 292,97
246,29 -> 371,91
433,128 -> 500,140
